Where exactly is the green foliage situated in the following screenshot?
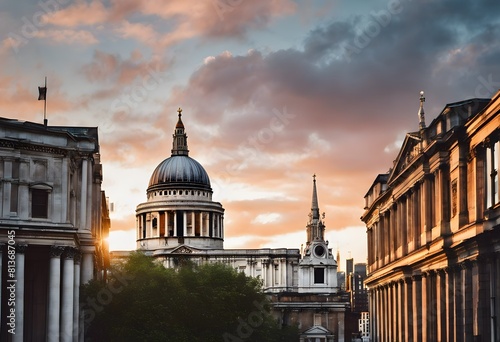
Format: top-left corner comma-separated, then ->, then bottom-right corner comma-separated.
81,252 -> 298,342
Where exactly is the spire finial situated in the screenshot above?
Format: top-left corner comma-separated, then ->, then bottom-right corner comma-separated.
313,173 -> 316,182
418,90 -> 426,130
172,107 -> 188,156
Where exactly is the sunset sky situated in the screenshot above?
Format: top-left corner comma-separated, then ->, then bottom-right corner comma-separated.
1,0 -> 500,268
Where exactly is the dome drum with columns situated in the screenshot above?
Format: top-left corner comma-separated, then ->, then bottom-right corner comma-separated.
136,108 -> 224,251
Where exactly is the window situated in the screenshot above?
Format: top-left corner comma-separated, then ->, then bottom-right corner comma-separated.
32,189 -> 48,218
10,183 -> 18,213
314,267 -> 325,284
486,140 -> 499,208
314,313 -> 322,326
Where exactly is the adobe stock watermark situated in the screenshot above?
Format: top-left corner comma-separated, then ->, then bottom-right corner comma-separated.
342,0 -> 407,62
8,0 -> 73,54
222,299 -> 268,341
5,233 -> 17,335
211,0 -> 244,21
474,74 -> 500,98
80,269 -> 136,329
102,58 -> 169,134
210,106 -> 296,196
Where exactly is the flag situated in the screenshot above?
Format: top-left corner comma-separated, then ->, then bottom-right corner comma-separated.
38,86 -> 46,101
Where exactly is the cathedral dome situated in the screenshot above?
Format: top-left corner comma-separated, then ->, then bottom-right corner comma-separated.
147,108 -> 212,193
148,155 -> 211,191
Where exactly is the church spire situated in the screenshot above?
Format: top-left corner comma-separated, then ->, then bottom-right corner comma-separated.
311,174 -> 320,220
171,107 -> 189,156
418,90 -> 426,130
306,174 -> 325,244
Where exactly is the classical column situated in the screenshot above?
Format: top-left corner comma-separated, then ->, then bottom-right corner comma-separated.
454,265 -> 464,341
81,251 -> 94,285
183,211 -> 187,237
62,158 -> 69,223
220,215 -> 224,239
383,285 -> 388,342
61,248 -> 75,342
375,287 -> 381,342
401,195 -> 408,256
13,244 -> 27,342
48,246 -> 64,342
407,189 -> 414,252
404,277 -> 413,342
412,274 -> 422,342
18,169 -> 29,219
429,271 -> 437,340
421,272 -> 428,341
458,146 -> 468,226
173,211 -> 177,236
422,176 -> 432,244
73,251 -> 82,342
80,158 -> 88,230
392,282 -> 398,341
398,279 -> 405,342
0,243 -> 3,329
436,269 -> 447,341
463,261 -> 473,340
476,256 -> 491,341
414,184 -> 421,248
445,267 -> 455,342
369,289 -> 375,341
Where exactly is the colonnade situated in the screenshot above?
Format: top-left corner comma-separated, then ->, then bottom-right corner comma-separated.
137,210 -> 224,239
0,244 -> 94,342
369,256 -> 499,342
367,164 -> 453,272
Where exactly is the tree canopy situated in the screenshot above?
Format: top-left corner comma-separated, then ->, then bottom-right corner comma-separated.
82,252 -> 298,342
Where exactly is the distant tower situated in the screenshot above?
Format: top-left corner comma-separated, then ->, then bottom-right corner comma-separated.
336,249 -> 341,272
346,257 -> 354,275
298,175 -> 338,293
345,256 -> 354,291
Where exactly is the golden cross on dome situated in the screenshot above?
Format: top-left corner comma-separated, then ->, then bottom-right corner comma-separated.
177,107 -> 182,117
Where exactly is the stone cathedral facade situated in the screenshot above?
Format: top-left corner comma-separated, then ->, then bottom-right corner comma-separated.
0,118 -> 109,342
135,110 -> 351,341
361,90 -> 500,341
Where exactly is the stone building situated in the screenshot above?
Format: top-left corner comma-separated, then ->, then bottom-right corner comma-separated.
0,118 -> 109,341
361,90 -> 500,341
135,109 -> 352,341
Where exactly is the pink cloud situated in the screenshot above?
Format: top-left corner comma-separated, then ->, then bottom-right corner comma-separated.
37,0 -> 296,48
41,0 -> 108,27
33,29 -> 98,45
115,21 -> 158,43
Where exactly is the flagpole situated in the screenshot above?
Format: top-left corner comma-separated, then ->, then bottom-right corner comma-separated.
43,76 -> 47,126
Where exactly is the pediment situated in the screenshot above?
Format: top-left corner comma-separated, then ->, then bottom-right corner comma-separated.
388,132 -> 422,183
301,325 -> 333,336
170,245 -> 198,254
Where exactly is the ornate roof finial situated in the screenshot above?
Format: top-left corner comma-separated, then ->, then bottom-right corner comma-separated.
418,90 -> 426,130
176,107 -> 185,129
172,107 -> 188,156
